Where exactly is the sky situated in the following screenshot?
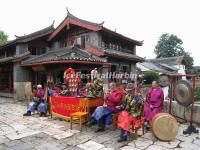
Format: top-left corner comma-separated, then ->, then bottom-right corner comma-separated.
0,0 -> 199,65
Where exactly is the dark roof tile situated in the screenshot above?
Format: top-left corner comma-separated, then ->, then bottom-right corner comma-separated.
0,25 -> 54,50
22,46 -> 106,65
147,56 -> 185,65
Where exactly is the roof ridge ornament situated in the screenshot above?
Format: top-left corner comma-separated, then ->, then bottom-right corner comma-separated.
15,35 -> 20,39
51,20 -> 55,27
66,7 -> 70,16
99,21 -> 105,26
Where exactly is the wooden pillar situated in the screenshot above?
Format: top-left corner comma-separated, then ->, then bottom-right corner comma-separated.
130,63 -> 136,80
102,65 -> 110,93
9,73 -> 12,93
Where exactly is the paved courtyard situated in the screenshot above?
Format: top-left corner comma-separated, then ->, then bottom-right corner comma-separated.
0,97 -> 200,150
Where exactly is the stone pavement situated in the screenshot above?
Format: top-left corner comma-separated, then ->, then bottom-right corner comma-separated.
0,97 -> 200,150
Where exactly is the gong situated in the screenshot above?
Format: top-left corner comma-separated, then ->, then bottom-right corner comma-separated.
174,80 -> 192,107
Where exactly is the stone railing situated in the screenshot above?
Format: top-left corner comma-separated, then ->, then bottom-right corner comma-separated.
163,100 -> 200,125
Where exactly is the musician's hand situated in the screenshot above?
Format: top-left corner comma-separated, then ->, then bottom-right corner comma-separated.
103,103 -> 107,107
116,106 -> 121,109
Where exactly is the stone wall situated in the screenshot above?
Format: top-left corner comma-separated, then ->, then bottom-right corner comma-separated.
14,82 -> 32,101
13,61 -> 32,100
163,100 -> 200,125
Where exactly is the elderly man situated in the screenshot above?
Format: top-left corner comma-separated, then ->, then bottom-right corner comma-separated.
144,80 -> 164,127
87,82 -> 123,132
23,84 -> 47,117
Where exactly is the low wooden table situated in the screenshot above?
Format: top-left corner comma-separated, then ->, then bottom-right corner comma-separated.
50,96 -> 103,121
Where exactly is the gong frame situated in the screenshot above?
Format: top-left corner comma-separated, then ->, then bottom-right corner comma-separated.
167,74 -> 198,134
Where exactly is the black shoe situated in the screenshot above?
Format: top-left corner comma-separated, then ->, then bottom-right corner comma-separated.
40,112 -> 44,117
117,137 -> 127,142
95,128 -> 105,132
86,119 -> 96,127
145,126 -> 150,131
23,112 -> 31,116
43,113 -> 48,117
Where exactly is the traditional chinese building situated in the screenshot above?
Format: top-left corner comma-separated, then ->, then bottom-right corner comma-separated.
0,11 -> 143,99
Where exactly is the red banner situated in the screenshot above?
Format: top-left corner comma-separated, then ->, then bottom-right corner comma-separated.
51,96 -> 80,117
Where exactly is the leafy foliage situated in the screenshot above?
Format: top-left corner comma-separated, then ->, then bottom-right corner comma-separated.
195,87 -> 200,101
142,71 -> 160,84
0,31 -> 8,45
154,33 -> 194,72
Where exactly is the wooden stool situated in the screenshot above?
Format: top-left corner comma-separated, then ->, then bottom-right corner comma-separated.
70,106 -> 88,132
131,117 -> 145,140
112,112 -> 120,131
131,103 -> 145,140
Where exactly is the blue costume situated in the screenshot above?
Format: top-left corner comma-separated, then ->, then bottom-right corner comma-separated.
24,86 -> 47,116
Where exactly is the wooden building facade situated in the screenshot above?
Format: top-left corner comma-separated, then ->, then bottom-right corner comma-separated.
0,11 -> 143,99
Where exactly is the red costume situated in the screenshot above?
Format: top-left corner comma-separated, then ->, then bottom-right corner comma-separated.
64,67 -> 81,96
105,88 -> 123,111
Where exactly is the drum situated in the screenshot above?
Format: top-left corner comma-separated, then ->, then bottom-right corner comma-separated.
151,112 -> 179,141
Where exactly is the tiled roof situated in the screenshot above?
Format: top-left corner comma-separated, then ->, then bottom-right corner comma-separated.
139,62 -> 167,72
0,51 -> 30,64
92,45 -> 144,62
67,10 -> 104,28
15,25 -> 54,43
49,10 -> 143,46
0,57 -> 14,64
103,48 -> 144,62
67,11 -> 143,46
147,56 -> 185,65
138,58 -> 181,74
159,63 -> 178,71
101,28 -> 143,46
22,46 -> 106,65
0,25 -> 54,50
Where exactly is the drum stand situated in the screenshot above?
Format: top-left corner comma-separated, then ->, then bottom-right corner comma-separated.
183,76 -> 198,134
169,75 -> 199,135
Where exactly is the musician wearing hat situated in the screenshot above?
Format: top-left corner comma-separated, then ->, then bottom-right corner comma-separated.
117,83 -> 144,142
144,80 -> 164,128
23,84 -> 47,117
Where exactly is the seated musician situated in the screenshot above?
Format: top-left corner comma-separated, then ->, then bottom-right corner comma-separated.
48,83 -> 61,96
60,84 -> 71,96
144,80 -> 164,128
23,84 -> 47,117
53,83 -> 62,94
117,83 -> 144,142
78,82 -> 91,97
86,82 -> 123,132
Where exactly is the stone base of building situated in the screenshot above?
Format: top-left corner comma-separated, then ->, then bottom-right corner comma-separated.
164,100 -> 200,125
13,82 -> 32,101
0,92 -> 14,98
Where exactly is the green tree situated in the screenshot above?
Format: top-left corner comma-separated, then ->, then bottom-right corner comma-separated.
184,51 -> 194,72
0,31 -> 8,45
142,71 -> 160,84
154,33 -> 194,72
